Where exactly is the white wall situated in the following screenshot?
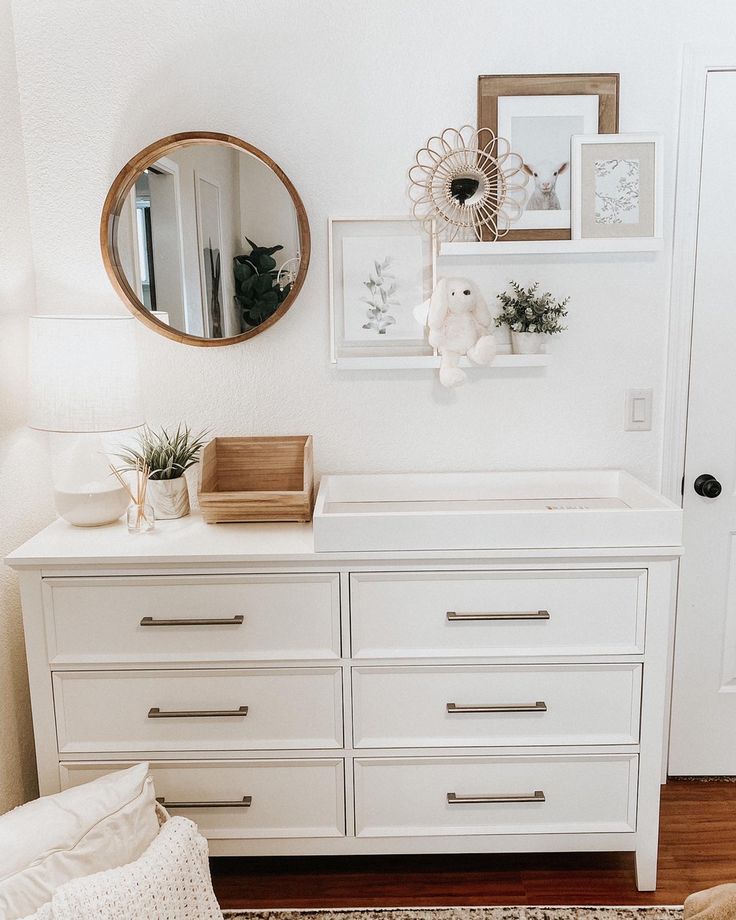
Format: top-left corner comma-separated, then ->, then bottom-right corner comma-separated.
239,152 -> 300,268
4,0 -> 736,807
0,0 -> 52,814
13,0 -> 723,484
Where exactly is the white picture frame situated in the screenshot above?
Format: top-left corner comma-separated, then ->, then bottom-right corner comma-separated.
497,94 -> 600,232
571,133 -> 664,244
194,172 -> 226,338
329,217 -> 436,363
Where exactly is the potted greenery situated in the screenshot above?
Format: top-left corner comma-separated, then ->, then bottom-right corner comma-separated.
495,281 -> 569,354
233,238 -> 292,330
115,424 -> 208,520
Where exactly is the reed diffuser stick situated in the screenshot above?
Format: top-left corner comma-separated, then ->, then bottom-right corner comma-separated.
109,461 -> 152,528
109,464 -> 135,503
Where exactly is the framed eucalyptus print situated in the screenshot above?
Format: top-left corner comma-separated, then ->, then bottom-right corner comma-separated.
477,73 -> 619,241
329,217 -> 436,363
571,134 -> 663,244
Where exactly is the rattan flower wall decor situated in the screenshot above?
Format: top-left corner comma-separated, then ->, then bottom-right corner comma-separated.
408,125 -> 528,241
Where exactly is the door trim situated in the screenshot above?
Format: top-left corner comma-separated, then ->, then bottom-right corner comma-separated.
663,44 -> 736,504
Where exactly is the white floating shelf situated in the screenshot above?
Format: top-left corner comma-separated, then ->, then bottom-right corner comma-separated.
334,354 -> 550,371
440,238 -> 664,256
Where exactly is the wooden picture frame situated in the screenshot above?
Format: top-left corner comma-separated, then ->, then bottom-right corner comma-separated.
477,74 -> 620,241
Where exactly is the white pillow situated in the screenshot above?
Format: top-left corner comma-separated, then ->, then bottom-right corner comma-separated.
20,816 -> 222,920
0,762 -> 159,920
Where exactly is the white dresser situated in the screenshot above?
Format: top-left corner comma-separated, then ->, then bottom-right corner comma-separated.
7,513 -> 680,890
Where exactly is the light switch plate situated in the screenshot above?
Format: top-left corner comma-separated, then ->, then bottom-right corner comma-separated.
625,388 -> 653,431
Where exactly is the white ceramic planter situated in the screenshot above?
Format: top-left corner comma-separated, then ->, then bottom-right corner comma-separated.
147,477 -> 190,520
511,331 -> 546,355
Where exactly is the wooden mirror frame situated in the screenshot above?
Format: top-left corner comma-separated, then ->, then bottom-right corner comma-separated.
100,131 -> 311,346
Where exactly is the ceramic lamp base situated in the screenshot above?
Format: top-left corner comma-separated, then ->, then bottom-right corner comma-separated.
55,485 -> 129,526
49,430 -> 133,526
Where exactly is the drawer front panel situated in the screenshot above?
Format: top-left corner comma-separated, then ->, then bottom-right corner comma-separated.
44,574 -> 341,664
60,759 -> 345,838
354,754 -> 638,836
352,664 -> 641,748
53,668 -> 343,753
350,570 -> 646,658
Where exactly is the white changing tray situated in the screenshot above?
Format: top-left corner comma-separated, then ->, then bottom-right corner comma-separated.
313,470 -> 682,552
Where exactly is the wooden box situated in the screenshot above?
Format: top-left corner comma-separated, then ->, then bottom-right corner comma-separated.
198,436 -> 314,524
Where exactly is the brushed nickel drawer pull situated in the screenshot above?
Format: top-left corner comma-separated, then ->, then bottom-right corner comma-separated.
147,705 -> 248,718
447,610 -> 550,621
140,615 -> 244,627
447,790 -> 545,805
157,795 -> 252,808
446,701 -> 547,714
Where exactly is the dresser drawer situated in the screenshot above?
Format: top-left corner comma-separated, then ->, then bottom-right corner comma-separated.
53,668 -> 343,753
352,664 -> 641,748
354,754 -> 638,836
43,574 -> 341,664
350,570 -> 646,658
60,759 -> 345,839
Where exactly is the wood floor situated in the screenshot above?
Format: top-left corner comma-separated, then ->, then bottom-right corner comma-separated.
211,780 -> 736,909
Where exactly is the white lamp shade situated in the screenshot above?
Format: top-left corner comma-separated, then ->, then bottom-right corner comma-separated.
28,315 -> 145,432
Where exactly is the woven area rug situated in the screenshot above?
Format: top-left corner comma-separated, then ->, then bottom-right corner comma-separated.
222,908 -> 683,920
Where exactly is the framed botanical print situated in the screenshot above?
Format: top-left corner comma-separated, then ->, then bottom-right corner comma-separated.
571,133 -> 663,243
477,73 -> 619,241
329,217 -> 436,363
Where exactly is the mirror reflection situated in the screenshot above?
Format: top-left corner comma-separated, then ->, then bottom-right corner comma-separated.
114,140 -> 303,339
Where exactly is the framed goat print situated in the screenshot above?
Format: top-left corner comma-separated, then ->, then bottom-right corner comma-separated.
477,73 -> 619,241
571,133 -> 663,245
329,217 -> 436,365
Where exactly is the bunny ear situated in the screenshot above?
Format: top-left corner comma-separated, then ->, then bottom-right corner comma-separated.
428,278 -> 448,330
470,281 -> 491,329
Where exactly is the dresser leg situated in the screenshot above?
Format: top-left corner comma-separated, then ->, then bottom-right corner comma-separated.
635,849 -> 657,891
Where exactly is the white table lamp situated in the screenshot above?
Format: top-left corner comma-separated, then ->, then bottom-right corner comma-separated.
28,315 -> 145,526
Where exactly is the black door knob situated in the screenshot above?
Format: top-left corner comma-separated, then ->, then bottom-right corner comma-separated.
694,474 -> 722,498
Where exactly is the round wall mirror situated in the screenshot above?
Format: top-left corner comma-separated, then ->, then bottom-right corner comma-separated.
101,132 -> 310,345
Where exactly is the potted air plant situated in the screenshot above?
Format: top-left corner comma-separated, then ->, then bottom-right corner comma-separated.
495,281 -> 569,354
115,424 -> 208,520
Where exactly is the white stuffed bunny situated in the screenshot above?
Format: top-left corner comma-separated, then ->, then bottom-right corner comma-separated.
426,277 -> 497,387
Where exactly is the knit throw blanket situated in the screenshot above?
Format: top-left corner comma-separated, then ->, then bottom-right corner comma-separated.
20,816 -> 222,920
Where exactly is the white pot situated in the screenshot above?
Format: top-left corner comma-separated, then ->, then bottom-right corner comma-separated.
511,331 -> 545,355
147,477 -> 190,520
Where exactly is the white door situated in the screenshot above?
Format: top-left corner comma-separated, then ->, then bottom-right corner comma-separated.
669,70 -> 736,774
148,168 -> 187,330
